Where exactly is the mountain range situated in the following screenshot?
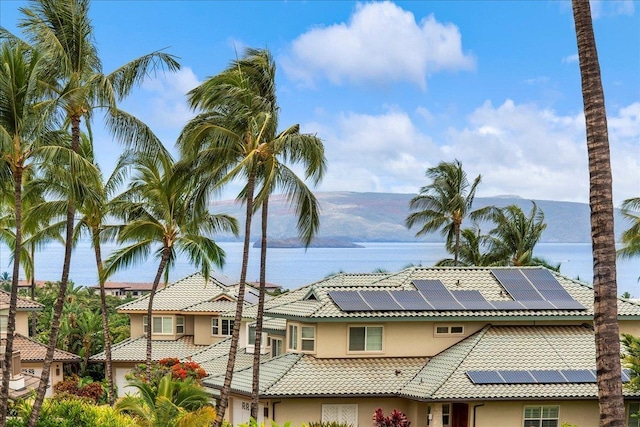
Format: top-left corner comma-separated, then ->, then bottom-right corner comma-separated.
210,191 -> 630,244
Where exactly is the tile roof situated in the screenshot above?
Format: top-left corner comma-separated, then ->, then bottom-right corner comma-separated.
0,371 -> 41,399
204,354 -> 428,398
401,324 -> 640,400
117,272 -> 235,312
90,335 -> 208,363
0,291 -> 43,311
189,338 -> 269,379
3,334 -> 80,362
261,267 -> 640,320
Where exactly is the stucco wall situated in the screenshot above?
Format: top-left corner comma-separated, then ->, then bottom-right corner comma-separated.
22,362 -> 64,397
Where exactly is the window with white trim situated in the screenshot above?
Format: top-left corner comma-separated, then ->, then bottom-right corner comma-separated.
142,316 -> 148,334
152,316 -> 173,335
348,326 -> 383,352
288,325 -> 298,350
301,326 -> 315,352
442,403 -> 450,426
271,338 -> 283,357
211,317 -> 234,336
434,325 -> 464,336
176,316 -> 185,334
628,402 -> 640,427
322,404 -> 358,426
523,405 -> 559,427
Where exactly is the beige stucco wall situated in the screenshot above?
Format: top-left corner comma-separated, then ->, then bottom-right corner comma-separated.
22,362 -> 64,398
313,321 -> 487,358
15,312 -> 30,336
619,320 -> 640,337
472,400 -> 601,427
130,314 -> 144,338
268,396 -> 427,427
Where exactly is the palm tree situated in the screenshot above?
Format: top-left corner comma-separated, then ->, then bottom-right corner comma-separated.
3,1 -> 180,422
250,123 -> 325,418
435,226 -> 497,267
178,47 -> 278,425
115,373 -> 215,427
572,0 -> 625,424
406,159 -> 486,266
0,41 -> 62,420
485,202 -> 548,266
618,197 -> 640,262
103,152 -> 238,377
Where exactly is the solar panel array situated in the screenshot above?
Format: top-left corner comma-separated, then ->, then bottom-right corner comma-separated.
326,268 -> 585,312
466,369 -> 631,384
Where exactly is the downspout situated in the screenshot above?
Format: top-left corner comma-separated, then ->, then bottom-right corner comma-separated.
272,400 -> 281,422
473,403 -> 484,427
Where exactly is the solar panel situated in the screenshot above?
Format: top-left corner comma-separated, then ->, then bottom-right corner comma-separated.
327,291 -> 371,312
499,370 -> 536,383
492,269 -> 544,301
466,370 -> 504,384
412,279 -> 448,293
490,300 -> 526,310
622,369 -> 632,382
522,269 -> 565,290
560,369 -> 596,383
388,291 -> 433,311
359,291 -> 403,311
451,290 -> 494,310
530,370 -> 566,383
539,289 -> 576,301
519,300 -> 557,310
550,300 -> 585,310
428,300 -> 465,310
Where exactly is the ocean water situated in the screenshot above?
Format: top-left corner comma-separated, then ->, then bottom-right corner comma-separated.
0,241 -> 638,297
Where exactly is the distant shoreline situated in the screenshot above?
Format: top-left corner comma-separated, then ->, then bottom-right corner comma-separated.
253,238 -> 364,248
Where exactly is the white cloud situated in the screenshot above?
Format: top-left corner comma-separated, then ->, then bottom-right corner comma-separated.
281,1 -> 475,88
562,54 -> 579,64
590,0 -> 635,19
316,109 -> 439,193
442,100 -> 639,204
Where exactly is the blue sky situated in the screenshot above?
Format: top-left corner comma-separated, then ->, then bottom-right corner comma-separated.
1,0 -> 638,205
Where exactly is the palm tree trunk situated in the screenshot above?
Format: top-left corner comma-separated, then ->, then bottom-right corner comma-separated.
215,173 -> 255,427
146,247 -> 171,379
30,243 -> 37,335
454,220 -> 461,266
27,115 -> 81,427
0,168 -> 24,425
92,230 -> 115,405
571,1 -> 624,425
251,197 -> 268,419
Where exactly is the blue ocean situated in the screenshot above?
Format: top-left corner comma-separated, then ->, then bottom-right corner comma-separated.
1,241 -> 638,297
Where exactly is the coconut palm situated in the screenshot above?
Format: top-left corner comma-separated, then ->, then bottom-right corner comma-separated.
115,373 -> 215,427
435,226 -> 497,267
248,122 -> 325,417
103,152 -> 238,377
406,159 -> 487,266
484,202 -> 548,267
618,197 -> 640,262
0,41 -> 64,420
3,1 -> 180,422
178,47 -> 278,425
572,0 -> 625,424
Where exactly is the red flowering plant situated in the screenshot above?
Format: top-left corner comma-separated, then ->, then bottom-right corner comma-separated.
373,408 -> 411,427
126,357 -> 207,386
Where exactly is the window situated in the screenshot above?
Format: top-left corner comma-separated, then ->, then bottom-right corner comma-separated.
628,402 -> 640,427
176,316 -> 185,334
301,326 -> 315,352
348,326 -> 383,352
523,405 -> 559,427
152,316 -> 173,334
212,318 -> 234,336
142,316 -> 148,334
322,404 -> 358,426
271,338 -> 283,357
442,403 -> 450,426
0,315 -> 7,335
248,326 -> 256,346
434,325 -> 464,336
288,325 -> 298,350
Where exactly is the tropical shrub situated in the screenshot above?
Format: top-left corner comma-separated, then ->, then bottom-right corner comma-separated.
373,408 -> 410,427
307,422 -> 351,427
53,376 -> 106,404
7,396 -> 137,426
125,358 -> 207,386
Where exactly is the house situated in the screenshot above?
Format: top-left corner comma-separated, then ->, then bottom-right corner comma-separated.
0,290 -> 81,398
90,271 -> 267,395
88,282 -> 154,299
197,266 -> 640,427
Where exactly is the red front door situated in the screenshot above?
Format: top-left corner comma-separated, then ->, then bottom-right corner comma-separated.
451,403 -> 469,427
